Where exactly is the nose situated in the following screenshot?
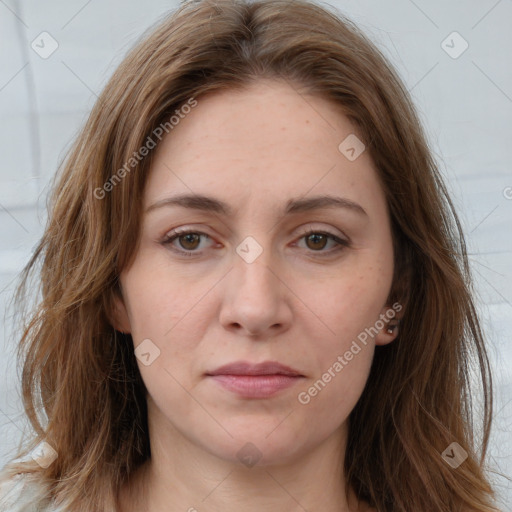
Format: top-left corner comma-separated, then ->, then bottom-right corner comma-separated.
218,247 -> 293,338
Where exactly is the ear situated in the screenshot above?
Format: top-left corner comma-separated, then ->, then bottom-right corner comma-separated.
374,302 -> 403,346
108,285 -> 132,334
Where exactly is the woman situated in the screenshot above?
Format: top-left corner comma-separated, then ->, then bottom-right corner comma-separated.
0,0 -> 501,510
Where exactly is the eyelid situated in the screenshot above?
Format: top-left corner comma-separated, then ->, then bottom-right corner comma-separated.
162,222 -> 348,240
297,223 -> 348,240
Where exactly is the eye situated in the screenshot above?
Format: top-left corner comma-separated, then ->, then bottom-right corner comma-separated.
295,228 -> 349,255
161,229 -> 214,256
161,227 -> 350,258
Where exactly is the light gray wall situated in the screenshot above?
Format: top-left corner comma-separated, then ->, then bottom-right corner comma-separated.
0,0 -> 510,507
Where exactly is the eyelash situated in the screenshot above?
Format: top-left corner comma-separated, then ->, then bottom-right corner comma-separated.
160,228 -> 350,258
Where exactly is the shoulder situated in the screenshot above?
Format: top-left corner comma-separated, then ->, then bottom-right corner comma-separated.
0,472 -> 62,512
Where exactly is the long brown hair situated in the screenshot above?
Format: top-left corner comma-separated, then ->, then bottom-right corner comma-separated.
0,0 -> 501,510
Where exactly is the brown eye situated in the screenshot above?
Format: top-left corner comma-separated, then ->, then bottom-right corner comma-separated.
161,229 -> 212,256
177,233 -> 201,250
305,233 -> 328,251
297,229 -> 349,256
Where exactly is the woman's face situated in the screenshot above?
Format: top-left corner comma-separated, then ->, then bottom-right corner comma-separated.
113,79 -> 398,466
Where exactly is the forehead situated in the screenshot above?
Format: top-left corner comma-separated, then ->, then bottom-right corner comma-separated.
144,79 -> 384,216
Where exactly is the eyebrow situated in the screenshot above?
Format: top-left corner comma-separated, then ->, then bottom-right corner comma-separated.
145,193 -> 368,217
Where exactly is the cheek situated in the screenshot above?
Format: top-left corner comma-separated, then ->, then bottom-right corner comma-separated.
296,257 -> 393,345
297,348 -> 373,411
121,253 -> 217,389
293,280 -> 376,440
292,257 -> 392,410
122,252 -> 200,340
294,280 -> 379,431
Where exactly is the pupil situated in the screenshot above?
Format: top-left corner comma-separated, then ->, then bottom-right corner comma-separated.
178,233 -> 327,251
181,234 -> 199,249
308,233 -> 326,250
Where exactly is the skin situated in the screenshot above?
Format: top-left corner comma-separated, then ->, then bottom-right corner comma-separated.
113,78 -> 399,512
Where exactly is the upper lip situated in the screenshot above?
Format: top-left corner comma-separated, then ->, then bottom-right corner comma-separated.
206,360 -> 304,377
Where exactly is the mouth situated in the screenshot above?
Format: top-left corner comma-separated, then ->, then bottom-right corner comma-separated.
205,360 -> 305,398
206,360 -> 304,377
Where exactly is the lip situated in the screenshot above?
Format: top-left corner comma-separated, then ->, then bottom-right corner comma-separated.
205,360 -> 305,398
206,360 -> 304,377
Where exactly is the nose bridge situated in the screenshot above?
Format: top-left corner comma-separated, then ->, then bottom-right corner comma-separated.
232,238 -> 279,298
219,235 -> 290,335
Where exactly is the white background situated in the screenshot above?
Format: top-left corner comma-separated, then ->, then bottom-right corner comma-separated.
0,0 -> 511,508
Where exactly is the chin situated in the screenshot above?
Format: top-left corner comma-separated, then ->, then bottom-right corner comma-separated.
198,421 -> 311,468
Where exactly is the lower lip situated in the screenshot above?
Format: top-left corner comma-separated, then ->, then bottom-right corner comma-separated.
208,374 -> 302,398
